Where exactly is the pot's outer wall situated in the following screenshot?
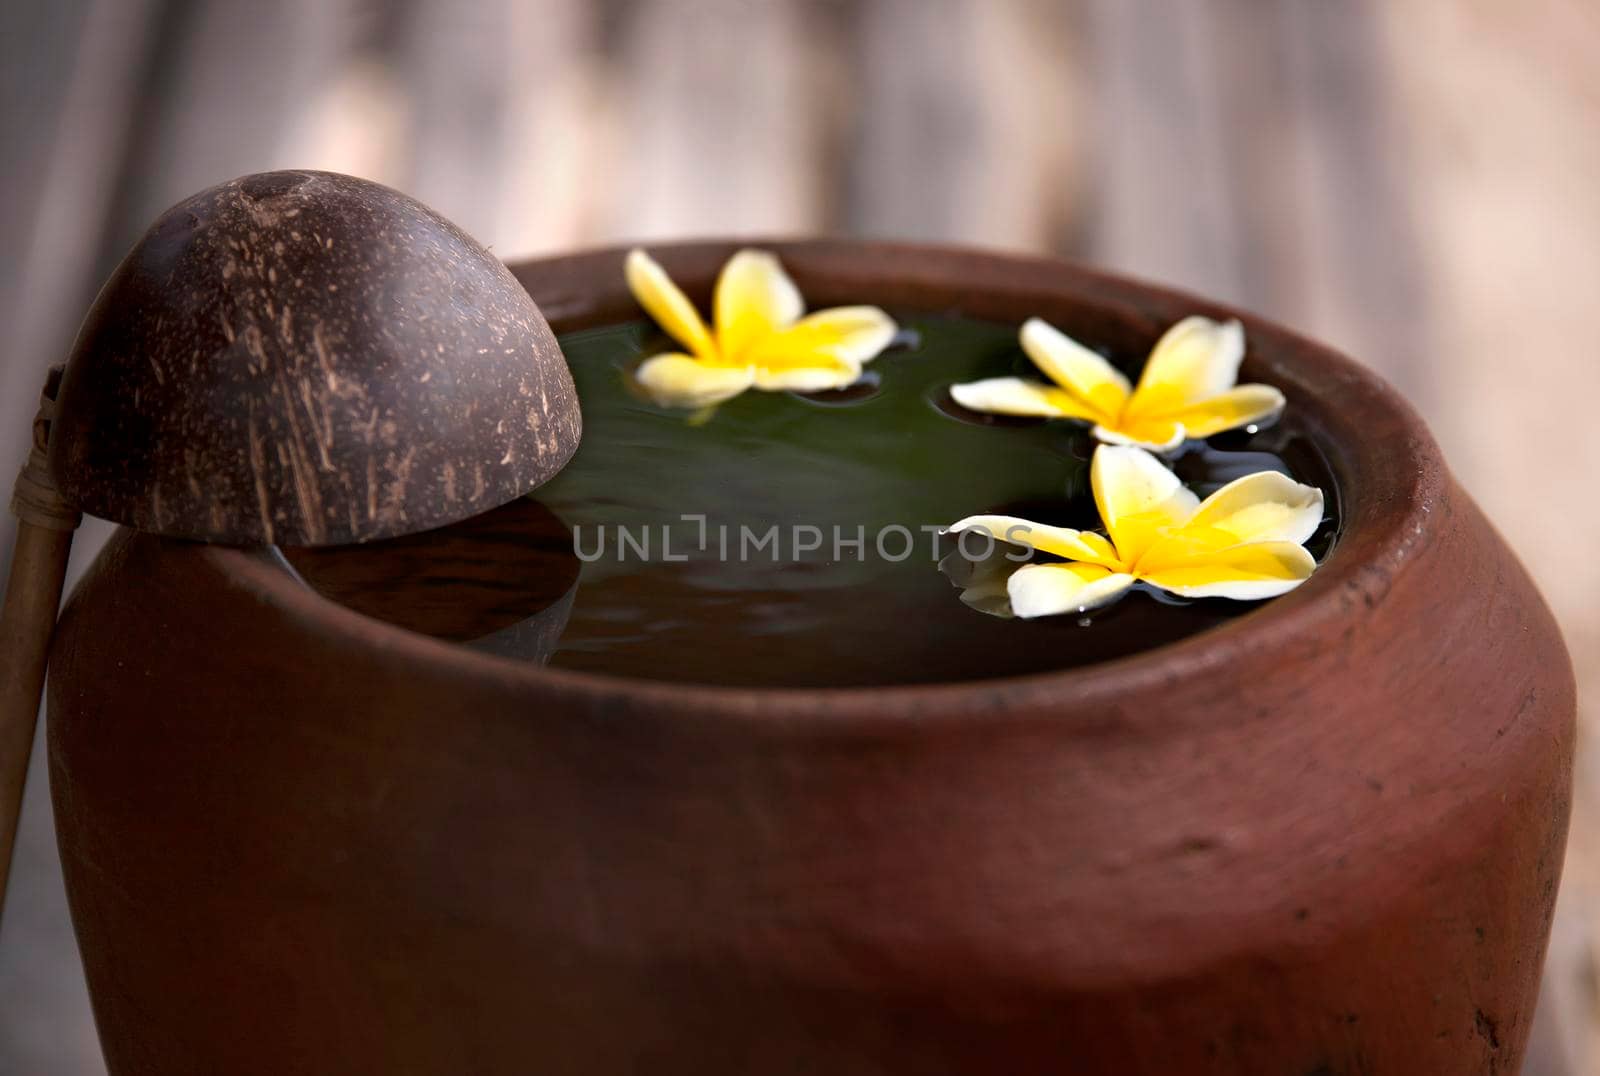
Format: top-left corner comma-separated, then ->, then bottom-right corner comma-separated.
49,242 -> 1575,1075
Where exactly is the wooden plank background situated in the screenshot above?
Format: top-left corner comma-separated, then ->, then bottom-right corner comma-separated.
1,1 -> 1595,1072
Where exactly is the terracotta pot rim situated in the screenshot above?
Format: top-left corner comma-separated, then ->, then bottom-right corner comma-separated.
193,238 -> 1444,723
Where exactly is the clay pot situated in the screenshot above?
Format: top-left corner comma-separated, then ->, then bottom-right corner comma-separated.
48,242 -> 1575,1074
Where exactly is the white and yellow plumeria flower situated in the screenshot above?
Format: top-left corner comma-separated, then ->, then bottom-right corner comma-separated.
950,315 -> 1285,452
948,445 -> 1323,619
624,248 -> 898,409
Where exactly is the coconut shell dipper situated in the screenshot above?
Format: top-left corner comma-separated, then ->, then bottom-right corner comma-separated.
0,170 -> 582,917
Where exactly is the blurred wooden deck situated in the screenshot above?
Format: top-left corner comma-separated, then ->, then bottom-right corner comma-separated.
2,1 -> 1596,1072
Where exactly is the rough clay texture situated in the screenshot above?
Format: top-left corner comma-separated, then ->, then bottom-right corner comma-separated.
48,170 -> 581,546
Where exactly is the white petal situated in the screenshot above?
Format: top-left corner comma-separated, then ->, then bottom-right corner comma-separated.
1007,563 -> 1135,619
950,377 -> 1100,421
1020,318 -> 1130,420
946,514 -> 1122,567
1184,470 -> 1324,547
752,362 -> 862,394
634,353 -> 754,408
1128,316 -> 1245,415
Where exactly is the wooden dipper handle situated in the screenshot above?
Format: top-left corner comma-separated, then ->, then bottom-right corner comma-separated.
0,366 -> 80,923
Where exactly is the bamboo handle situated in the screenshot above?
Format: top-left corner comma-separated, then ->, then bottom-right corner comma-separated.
0,366 -> 80,924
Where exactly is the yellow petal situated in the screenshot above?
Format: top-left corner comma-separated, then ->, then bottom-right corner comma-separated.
713,249 -> 804,362
946,514 -> 1125,569
777,306 -> 898,366
1139,541 -> 1316,601
744,334 -> 860,388
1136,466 -> 1322,577
1126,316 -> 1245,418
634,353 -> 754,409
1159,384 -> 1285,438
1092,417 -> 1187,453
751,360 -> 861,394
1090,445 -> 1199,565
626,249 -> 717,360
1019,318 -> 1130,421
950,377 -> 1104,421
1180,469 -> 1324,546
1007,563 -> 1135,619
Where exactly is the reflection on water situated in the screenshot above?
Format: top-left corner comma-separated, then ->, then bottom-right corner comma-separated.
283,497 -> 580,664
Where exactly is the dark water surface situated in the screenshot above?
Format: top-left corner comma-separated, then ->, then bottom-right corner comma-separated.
287,316 -> 1340,687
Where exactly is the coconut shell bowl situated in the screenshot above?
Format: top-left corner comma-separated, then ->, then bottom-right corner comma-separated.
28,223 -> 1575,1073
